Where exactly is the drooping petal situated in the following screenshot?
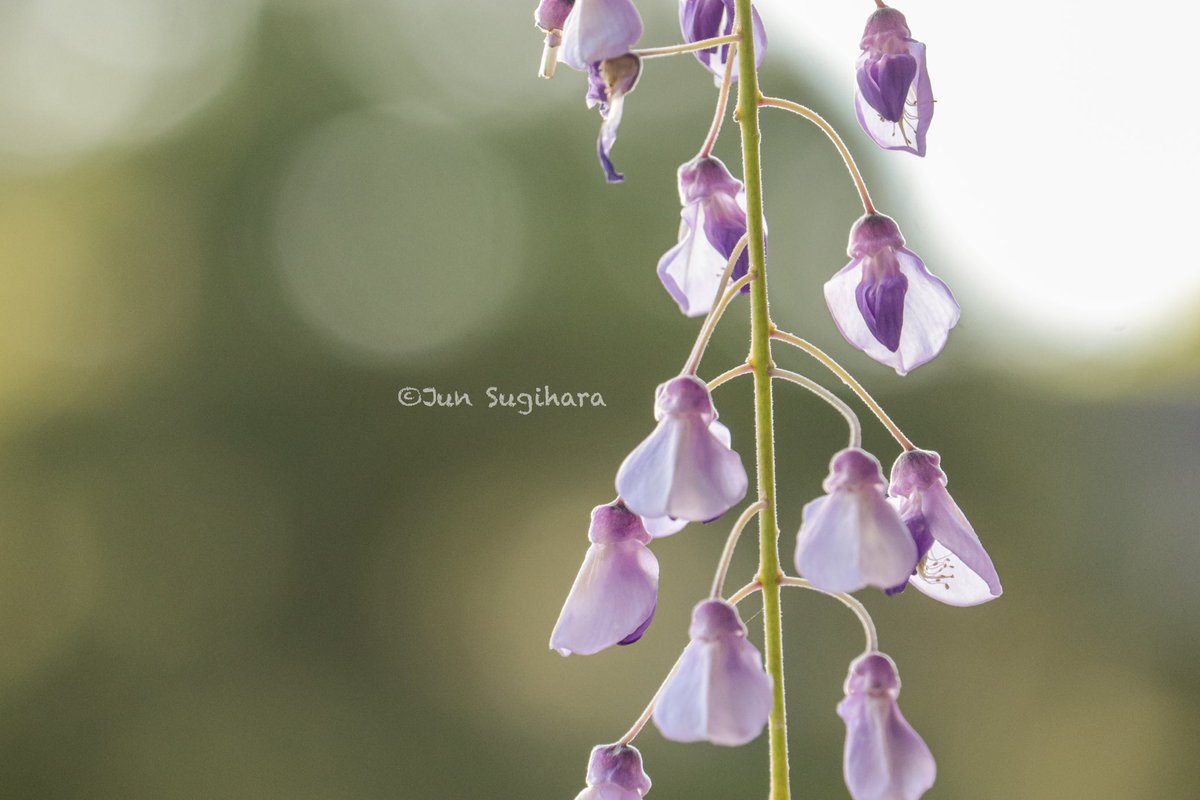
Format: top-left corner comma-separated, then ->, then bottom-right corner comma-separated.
825,215 -> 958,375
560,0 -> 644,71
679,0 -> 767,83
794,448 -> 917,593
585,55 -> 641,184
550,503 -> 659,656
657,202 -> 730,317
837,653 -> 936,800
653,600 -> 773,746
618,377 -> 747,521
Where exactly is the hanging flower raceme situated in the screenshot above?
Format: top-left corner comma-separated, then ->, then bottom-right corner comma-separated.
837,652 -> 936,800
575,743 -> 653,799
679,0 -> 768,84
616,375 -> 748,522
560,0 -> 644,71
888,449 -> 1002,605
854,6 -> 933,156
658,156 -> 759,317
652,599 -> 773,746
586,54 -> 642,183
550,501 -> 659,656
794,448 -> 918,594
824,213 -> 959,375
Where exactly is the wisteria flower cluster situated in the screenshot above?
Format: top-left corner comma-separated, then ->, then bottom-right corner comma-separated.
533,2 -> 998,798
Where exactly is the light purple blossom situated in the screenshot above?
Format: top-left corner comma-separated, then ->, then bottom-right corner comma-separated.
837,652 -> 936,800
888,449 -> 1002,606
616,375 -> 748,522
679,0 -> 767,84
794,448 -> 918,593
658,156 -> 760,317
652,599 -> 773,746
824,213 -> 959,375
854,6 -> 933,156
574,742 -> 652,800
550,501 -> 659,656
560,0 -> 644,71
586,55 -> 642,183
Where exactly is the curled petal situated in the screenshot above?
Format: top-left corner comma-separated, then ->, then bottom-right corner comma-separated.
597,93 -> 627,183
825,246 -> 959,375
560,0 -> 644,70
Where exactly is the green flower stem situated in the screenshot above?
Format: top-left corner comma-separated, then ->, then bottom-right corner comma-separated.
732,1 -> 790,797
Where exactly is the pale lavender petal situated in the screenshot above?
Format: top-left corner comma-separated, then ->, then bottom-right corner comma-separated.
657,202 -> 729,317
837,654 -> 936,800
825,241 -> 958,375
560,0 -> 644,70
641,514 -> 687,538
653,599 -> 773,746
550,535 -> 659,656
795,449 -> 917,593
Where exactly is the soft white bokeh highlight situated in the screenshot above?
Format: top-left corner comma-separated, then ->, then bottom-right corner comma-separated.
771,1 -> 1199,358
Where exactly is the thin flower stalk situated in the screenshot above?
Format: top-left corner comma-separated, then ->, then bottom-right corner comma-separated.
759,95 -> 876,215
700,42 -> 738,158
780,576 -> 879,654
771,368 -> 862,450
682,233 -> 750,375
711,500 -> 768,598
634,34 -> 740,59
771,327 -> 915,451
708,362 -> 753,391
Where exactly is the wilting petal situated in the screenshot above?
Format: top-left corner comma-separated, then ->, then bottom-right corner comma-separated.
653,599 -> 773,746
794,448 -> 917,593
825,215 -> 958,375
585,55 -> 641,183
889,450 -> 1001,606
550,502 -> 659,656
679,0 -> 767,83
837,653 -> 936,800
854,7 -> 933,156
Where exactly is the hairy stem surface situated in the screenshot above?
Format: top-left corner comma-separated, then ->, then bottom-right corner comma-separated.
733,2 -> 790,797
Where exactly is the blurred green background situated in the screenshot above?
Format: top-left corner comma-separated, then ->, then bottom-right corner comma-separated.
1,1 -> 1198,798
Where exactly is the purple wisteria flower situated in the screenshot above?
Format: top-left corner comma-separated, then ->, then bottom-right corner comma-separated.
888,449 -> 1002,606
560,0 -> 644,71
616,375 -> 748,522
679,0 -> 767,83
550,501 -> 659,656
794,448 -> 918,593
837,652 -> 936,800
824,213 -> 959,375
586,55 -> 642,183
658,156 -> 759,317
854,6 -> 933,156
652,599 -> 774,746
575,742 -> 653,800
